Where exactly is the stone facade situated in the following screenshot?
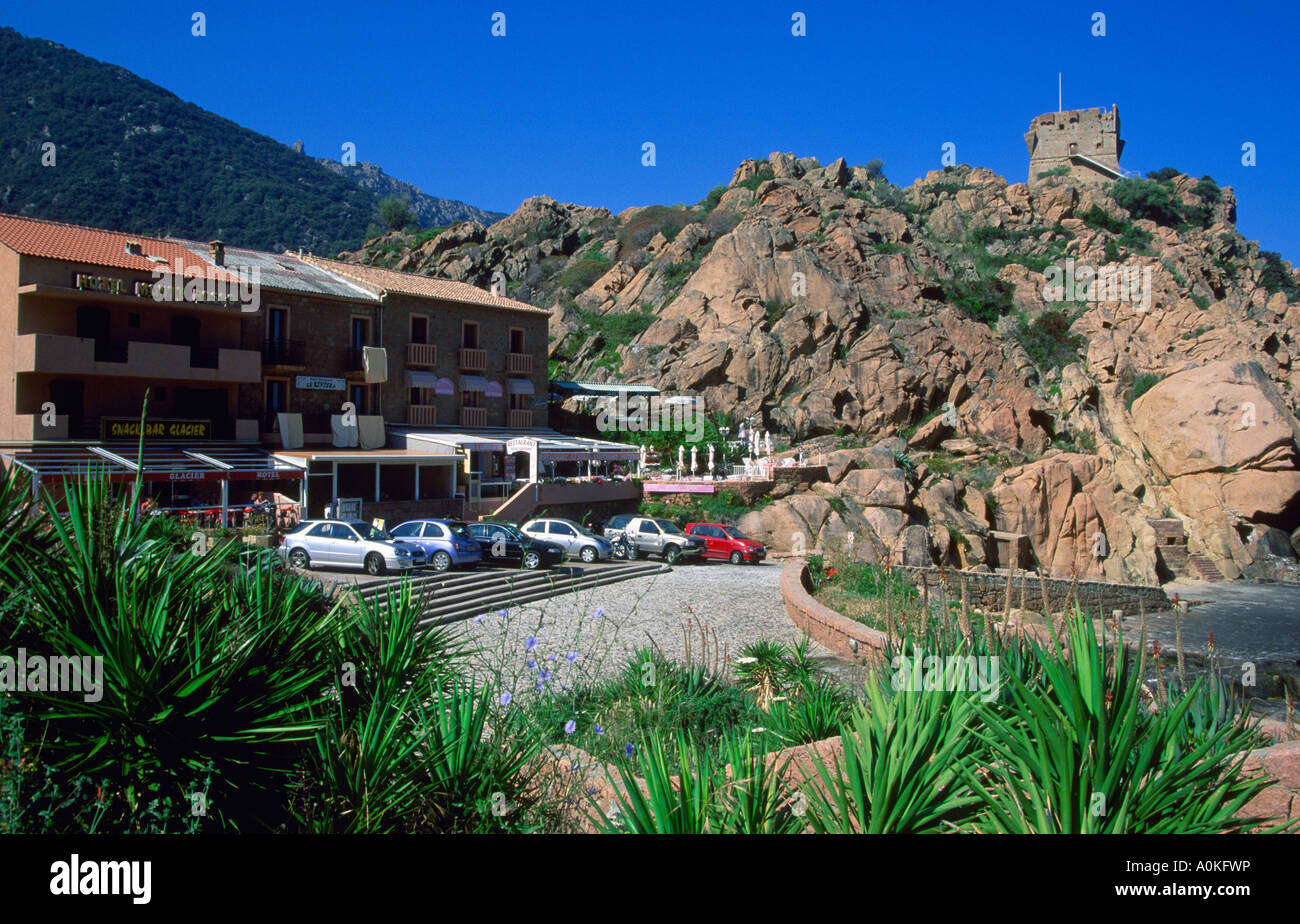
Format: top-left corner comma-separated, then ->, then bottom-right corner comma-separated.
1025,105 -> 1124,187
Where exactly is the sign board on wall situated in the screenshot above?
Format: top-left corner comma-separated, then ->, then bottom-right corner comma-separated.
103,418 -> 212,441
296,375 -> 346,391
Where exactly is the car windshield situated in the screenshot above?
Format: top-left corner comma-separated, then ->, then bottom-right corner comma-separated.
349,522 -> 392,541
656,520 -> 685,535
445,522 -> 474,538
482,523 -> 522,540
724,527 -> 750,540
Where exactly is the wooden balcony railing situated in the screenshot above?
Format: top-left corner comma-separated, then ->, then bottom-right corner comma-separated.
459,406 -> 488,428
506,352 -> 533,374
407,405 -> 437,427
407,343 -> 437,367
458,347 -> 487,372
507,409 -> 534,429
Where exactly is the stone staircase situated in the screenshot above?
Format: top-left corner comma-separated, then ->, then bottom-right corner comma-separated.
349,561 -> 669,626
1186,553 -> 1226,583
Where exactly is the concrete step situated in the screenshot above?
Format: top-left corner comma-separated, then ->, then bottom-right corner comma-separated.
345,562 -> 670,625
1187,553 -> 1225,582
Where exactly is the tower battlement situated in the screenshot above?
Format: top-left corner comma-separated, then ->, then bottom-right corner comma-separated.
1025,105 -> 1124,187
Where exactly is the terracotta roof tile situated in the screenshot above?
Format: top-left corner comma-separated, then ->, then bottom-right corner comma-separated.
300,254 -> 549,315
0,212 -> 240,281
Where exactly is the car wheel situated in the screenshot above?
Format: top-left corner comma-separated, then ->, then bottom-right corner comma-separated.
580,545 -> 597,564
288,548 -> 310,570
625,542 -> 637,561
431,550 -> 452,571
664,544 -> 681,564
730,550 -> 743,565
522,551 -> 542,570
364,553 -> 385,576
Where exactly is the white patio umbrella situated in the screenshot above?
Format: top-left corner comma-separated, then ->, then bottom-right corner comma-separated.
764,431 -> 773,456
638,443 -> 647,476
690,444 -> 698,476
708,443 -> 715,476
677,444 -> 685,477
738,422 -> 747,443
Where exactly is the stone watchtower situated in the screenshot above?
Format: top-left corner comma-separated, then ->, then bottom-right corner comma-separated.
1025,105 -> 1124,187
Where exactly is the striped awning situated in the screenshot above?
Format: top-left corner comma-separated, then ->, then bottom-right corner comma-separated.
459,375 -> 489,393
405,370 -> 440,388
506,378 -> 535,395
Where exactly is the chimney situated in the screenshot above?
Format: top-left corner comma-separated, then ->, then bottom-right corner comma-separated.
124,240 -> 143,256
208,240 -> 225,266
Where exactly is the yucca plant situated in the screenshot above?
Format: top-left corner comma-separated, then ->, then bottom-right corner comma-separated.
803,677 -> 984,833
768,676 -> 854,745
0,471 -> 340,831
963,611 -> 1280,833
593,730 -> 799,834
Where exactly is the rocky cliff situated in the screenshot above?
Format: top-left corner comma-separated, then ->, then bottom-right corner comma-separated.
338,154 -> 1300,586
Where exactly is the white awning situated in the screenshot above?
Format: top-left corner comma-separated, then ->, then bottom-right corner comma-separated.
405,370 -> 441,388
460,375 -> 489,393
506,378 -> 535,395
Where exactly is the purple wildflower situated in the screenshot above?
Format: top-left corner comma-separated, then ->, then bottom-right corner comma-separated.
499,691 -> 513,706
564,719 -> 577,735
539,670 -> 552,683
525,636 -> 538,651
566,651 -> 578,663
594,607 -> 606,619
625,743 -> 636,758
594,725 -> 604,736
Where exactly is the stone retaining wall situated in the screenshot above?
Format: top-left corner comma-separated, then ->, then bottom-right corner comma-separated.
898,565 -> 1172,617
780,558 -> 887,663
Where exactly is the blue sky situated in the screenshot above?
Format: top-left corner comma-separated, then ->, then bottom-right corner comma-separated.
5,0 -> 1298,258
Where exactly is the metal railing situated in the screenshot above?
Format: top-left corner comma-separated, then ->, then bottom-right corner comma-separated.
263,339 -> 306,366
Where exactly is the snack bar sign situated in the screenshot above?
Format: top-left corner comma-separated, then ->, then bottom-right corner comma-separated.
103,418 -> 213,441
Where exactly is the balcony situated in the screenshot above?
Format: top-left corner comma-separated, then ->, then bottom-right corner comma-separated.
507,409 -> 535,429
263,339 -> 306,367
459,406 -> 488,428
506,352 -> 534,375
407,405 -> 438,427
16,333 -> 259,383
407,343 -> 437,367
457,347 -> 487,372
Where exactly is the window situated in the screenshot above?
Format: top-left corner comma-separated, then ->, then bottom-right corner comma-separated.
410,386 -> 433,406
268,307 -> 288,342
639,521 -> 659,535
461,390 -> 481,408
410,315 -> 429,344
389,523 -> 421,538
552,523 -> 576,537
461,321 -> 479,349
424,523 -> 446,538
509,393 -> 529,411
509,328 -> 524,353
265,378 -> 289,414
307,523 -> 332,538
127,313 -> 140,328
351,316 -> 370,349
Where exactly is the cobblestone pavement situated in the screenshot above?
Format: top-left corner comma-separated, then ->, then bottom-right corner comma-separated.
446,561 -> 864,694
1126,580 -> 1300,662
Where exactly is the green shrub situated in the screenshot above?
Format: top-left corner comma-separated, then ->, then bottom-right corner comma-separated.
1012,310 -> 1084,371
1127,372 -> 1164,409
942,275 -> 1015,325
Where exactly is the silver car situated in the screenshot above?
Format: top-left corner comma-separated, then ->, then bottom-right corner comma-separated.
519,517 -> 613,563
278,519 -> 427,575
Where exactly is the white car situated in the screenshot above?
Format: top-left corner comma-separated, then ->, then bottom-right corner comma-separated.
277,519 -> 427,575
519,518 -> 613,563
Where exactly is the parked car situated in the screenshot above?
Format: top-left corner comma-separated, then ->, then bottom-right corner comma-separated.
278,519 -> 427,575
466,521 -> 566,570
389,519 -> 483,571
520,518 -> 613,563
611,516 -> 705,564
685,522 -> 767,564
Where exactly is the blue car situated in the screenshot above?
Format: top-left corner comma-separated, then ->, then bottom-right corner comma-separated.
389,519 -> 484,571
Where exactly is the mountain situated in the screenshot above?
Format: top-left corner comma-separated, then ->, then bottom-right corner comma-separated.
0,27 -> 494,253
309,152 -> 505,229
341,153 -> 1300,586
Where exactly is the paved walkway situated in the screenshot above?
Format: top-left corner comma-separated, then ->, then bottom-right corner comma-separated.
1132,581 -> 1300,662
446,560 -> 857,694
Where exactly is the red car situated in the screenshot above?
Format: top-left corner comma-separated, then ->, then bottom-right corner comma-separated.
684,522 -> 767,564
